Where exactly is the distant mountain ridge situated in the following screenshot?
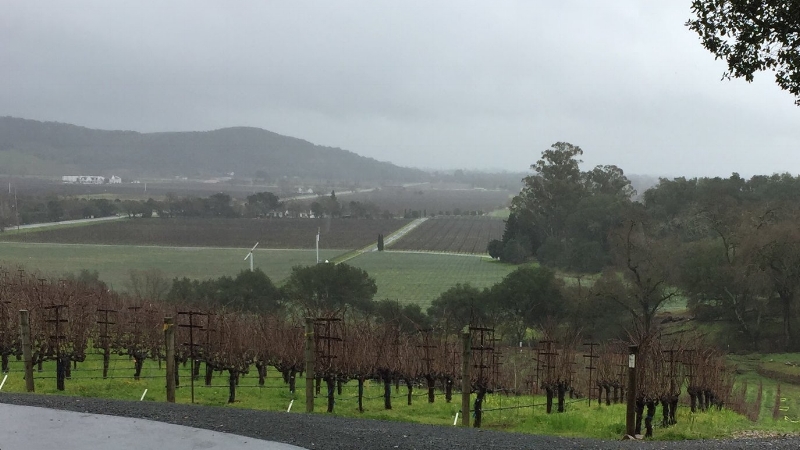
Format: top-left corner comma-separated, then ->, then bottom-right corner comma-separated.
0,116 -> 428,182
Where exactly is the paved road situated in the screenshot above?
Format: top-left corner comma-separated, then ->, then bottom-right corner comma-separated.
283,187 -> 377,202
8,214 -> 124,231
0,403 -> 302,450
335,217 -> 429,263
1,394 -> 798,450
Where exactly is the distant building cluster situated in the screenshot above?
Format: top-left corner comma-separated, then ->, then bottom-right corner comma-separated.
62,175 -> 122,184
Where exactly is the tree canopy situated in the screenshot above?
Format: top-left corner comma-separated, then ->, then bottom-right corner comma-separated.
500,142 -> 635,271
281,262 -> 378,316
687,0 -> 800,105
167,269 -> 282,313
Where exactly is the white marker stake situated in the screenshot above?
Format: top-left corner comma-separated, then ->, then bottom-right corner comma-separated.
287,399 -> 294,412
453,411 -> 459,425
140,389 -> 148,401
0,374 -> 7,391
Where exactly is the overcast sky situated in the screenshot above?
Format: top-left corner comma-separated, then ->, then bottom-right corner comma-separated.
2,1 -> 799,177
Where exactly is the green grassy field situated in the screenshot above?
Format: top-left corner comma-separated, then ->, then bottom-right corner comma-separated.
0,353 -> 777,440
0,242 -> 515,307
0,242 -> 340,289
347,251 -> 518,307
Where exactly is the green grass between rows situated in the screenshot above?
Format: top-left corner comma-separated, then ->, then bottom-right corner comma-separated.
0,352 -> 789,440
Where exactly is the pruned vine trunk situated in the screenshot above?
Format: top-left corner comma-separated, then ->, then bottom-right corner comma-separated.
325,376 -> 335,413
256,363 -> 266,386
133,356 -> 144,380
473,387 -> 487,428
357,377 -> 365,412
645,401 -> 656,438
289,369 -> 297,393
557,382 -> 566,413
228,370 -> 239,403
670,396 -> 679,424
426,375 -> 435,403
383,376 -> 392,410
56,355 -> 67,391
102,347 -> 110,379
634,398 -> 644,436
205,362 -> 214,386
192,359 -> 200,380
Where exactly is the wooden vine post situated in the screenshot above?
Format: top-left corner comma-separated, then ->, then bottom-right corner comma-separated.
305,317 -> 315,413
19,309 -> 34,392
625,345 -> 638,437
460,328 -> 471,427
164,317 -> 176,403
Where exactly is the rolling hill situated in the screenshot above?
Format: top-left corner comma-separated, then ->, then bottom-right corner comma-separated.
0,116 -> 428,182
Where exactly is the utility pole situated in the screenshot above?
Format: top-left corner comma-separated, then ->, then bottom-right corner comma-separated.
14,187 -> 19,230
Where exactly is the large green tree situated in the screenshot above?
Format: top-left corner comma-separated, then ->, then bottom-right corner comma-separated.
167,269 -> 282,313
374,299 -> 429,333
679,237 -> 770,349
593,219 -> 680,334
244,192 -> 282,217
281,263 -> 377,315
503,142 -> 634,271
687,0 -> 800,105
427,283 -> 495,333
508,142 -> 586,247
753,217 -> 800,351
488,266 -> 565,344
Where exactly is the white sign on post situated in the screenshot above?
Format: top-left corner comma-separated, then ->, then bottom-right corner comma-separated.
628,354 -> 636,368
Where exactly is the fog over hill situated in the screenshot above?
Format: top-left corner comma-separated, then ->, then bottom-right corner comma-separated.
0,117 -> 428,183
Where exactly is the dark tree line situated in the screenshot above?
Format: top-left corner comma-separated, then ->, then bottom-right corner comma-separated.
491,142 -> 800,352
0,190 -> 388,228
0,193 -> 118,228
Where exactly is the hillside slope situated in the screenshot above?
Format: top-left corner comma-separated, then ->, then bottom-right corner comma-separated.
0,116 -> 427,182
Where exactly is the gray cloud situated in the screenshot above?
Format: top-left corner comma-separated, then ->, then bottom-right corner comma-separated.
1,0 -> 798,177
